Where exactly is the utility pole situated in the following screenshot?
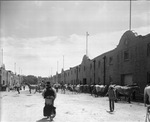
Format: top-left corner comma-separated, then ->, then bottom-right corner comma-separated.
76,66 -> 78,84
57,61 -> 59,73
63,55 -> 64,70
14,63 -> 16,74
56,61 -> 59,84
63,55 -> 65,84
93,60 -> 96,85
2,49 -> 3,66
19,67 -> 20,75
86,32 -> 89,56
51,67 -> 52,76
51,67 -> 53,83
129,0 -> 132,30
103,56 -> 106,85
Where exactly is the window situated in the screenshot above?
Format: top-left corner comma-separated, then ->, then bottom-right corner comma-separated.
124,39 -> 128,45
147,43 -> 150,56
109,57 -> 113,65
124,50 -> 129,61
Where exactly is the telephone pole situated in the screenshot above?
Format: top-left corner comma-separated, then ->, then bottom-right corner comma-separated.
86,32 -> 89,56
63,55 -> 64,70
57,61 -> 59,73
1,49 -> 3,66
14,63 -> 16,74
129,0 -> 132,30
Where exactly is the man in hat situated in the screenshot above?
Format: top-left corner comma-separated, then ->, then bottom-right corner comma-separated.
42,82 -> 57,121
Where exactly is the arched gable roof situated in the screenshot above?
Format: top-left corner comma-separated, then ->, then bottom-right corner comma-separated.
117,30 -> 139,49
81,55 -> 90,65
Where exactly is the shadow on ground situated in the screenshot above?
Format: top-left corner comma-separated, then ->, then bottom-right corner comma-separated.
36,118 -> 50,122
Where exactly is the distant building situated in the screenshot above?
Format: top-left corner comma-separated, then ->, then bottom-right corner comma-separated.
0,64 -> 7,90
0,64 -> 23,91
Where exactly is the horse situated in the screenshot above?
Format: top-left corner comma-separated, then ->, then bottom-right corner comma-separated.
90,85 -> 95,95
67,84 -> 74,92
114,85 -> 140,103
25,83 -> 40,94
53,83 -> 60,93
60,84 -> 66,94
74,84 -> 81,93
82,84 -> 90,93
144,85 -> 150,106
92,85 -> 109,97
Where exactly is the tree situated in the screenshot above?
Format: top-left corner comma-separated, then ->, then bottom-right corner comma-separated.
22,75 -> 38,84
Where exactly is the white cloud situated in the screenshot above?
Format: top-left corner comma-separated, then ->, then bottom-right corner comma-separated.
34,1 -> 43,7
0,35 -> 84,76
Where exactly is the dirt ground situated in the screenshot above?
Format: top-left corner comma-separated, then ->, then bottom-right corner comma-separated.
0,88 -> 147,122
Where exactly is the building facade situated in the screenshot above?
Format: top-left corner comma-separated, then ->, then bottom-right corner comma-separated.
52,30 -> 150,93
0,64 -> 23,91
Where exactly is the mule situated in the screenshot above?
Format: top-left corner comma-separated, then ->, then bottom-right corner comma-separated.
25,83 -> 40,94
114,85 -> 140,103
92,85 -> 109,97
74,84 -> 81,93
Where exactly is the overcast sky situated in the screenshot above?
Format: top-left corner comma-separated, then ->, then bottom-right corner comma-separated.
0,1 -> 150,77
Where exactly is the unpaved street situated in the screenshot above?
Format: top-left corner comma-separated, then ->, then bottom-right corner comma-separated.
0,88 -> 146,122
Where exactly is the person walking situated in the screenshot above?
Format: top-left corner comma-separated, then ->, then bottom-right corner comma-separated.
108,85 -> 116,112
16,82 -> 20,94
54,83 -> 59,93
144,84 -> 150,122
42,82 -> 57,121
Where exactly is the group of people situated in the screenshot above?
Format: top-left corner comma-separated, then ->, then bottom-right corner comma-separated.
41,81 -> 150,121
42,81 -> 116,119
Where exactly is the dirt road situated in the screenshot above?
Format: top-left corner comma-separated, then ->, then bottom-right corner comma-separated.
0,89 -> 146,122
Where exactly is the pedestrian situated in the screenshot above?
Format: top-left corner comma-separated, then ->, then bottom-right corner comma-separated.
42,82 -> 57,121
108,85 -> 116,112
54,83 -> 59,93
16,82 -> 20,94
144,84 -> 150,122
144,84 -> 150,107
23,85 -> 25,90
